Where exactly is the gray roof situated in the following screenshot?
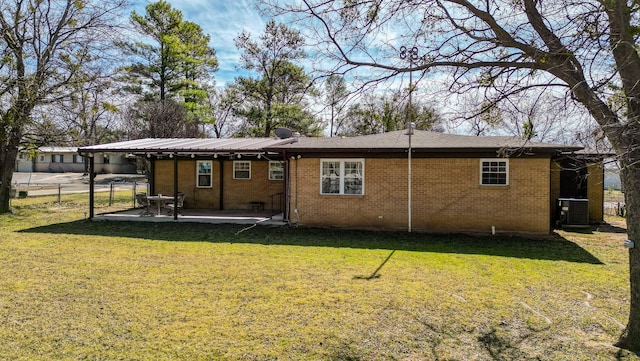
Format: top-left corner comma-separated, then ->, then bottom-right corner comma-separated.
38,147 -> 79,153
268,130 -> 582,153
77,131 -> 582,156
78,137 -> 295,154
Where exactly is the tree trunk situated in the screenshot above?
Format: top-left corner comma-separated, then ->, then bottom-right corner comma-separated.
616,148 -> 640,351
0,140 -> 20,213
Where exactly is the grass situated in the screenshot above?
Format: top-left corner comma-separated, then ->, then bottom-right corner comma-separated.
605,189 -> 625,204
0,193 -> 638,360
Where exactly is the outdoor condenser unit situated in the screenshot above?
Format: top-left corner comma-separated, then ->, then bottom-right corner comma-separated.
558,198 -> 589,226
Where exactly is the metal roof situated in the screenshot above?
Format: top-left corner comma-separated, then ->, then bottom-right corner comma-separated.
38,147 -> 79,153
268,130 -> 582,153
78,137 -> 296,154
78,131 -> 583,156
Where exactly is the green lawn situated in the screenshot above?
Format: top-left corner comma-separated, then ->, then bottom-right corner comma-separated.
0,194 -> 638,360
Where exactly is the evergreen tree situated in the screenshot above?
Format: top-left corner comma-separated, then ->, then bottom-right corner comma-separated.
119,0 -> 217,136
234,20 -> 320,137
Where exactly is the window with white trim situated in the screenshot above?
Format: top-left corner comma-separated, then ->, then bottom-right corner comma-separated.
320,159 -> 364,195
197,160 -> 212,188
480,159 -> 509,186
51,154 -> 63,163
73,154 -> 83,163
233,161 -> 251,179
269,161 -> 284,180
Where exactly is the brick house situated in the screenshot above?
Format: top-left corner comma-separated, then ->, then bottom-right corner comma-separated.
268,130 -> 604,234
79,131 -> 605,233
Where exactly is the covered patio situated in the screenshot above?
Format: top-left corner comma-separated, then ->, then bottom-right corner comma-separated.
93,208 -> 287,226
78,136 -> 297,222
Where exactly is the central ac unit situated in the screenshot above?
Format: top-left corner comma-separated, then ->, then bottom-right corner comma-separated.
557,198 -> 589,226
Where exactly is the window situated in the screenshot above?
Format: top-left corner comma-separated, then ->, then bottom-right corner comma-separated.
480,159 -> 508,186
269,161 -> 284,180
233,161 -> 251,179
73,154 -> 83,163
320,159 -> 364,195
197,160 -> 212,188
51,154 -> 63,163
103,156 -> 110,164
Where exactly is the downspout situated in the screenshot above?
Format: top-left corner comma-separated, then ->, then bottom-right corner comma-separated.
89,154 -> 95,219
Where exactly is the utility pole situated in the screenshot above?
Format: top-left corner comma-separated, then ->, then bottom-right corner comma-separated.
400,45 -> 419,233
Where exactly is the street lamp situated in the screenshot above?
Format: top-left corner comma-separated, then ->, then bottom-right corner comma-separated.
400,45 -> 419,233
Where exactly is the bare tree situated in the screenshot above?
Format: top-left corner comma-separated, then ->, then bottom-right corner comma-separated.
123,99 -> 199,139
0,0 -> 127,213
54,72 -> 123,146
451,91 -> 601,146
264,0 -> 640,350
324,74 -> 348,136
207,86 -> 242,138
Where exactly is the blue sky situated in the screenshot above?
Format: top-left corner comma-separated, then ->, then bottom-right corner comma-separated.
130,0 -> 267,87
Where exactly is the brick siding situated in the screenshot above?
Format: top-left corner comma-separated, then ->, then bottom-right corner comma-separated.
587,163 -> 604,222
154,159 -> 284,210
289,157 -> 552,233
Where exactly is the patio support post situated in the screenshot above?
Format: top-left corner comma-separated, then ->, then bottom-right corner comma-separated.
89,154 -> 95,219
218,158 -> 224,210
173,153 -> 178,220
283,151 -> 289,222
149,157 -> 155,195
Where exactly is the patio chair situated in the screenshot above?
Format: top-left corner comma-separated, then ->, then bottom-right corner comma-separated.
136,193 -> 153,216
167,192 -> 185,216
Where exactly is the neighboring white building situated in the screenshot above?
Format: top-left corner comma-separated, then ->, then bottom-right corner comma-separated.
604,158 -> 622,190
16,147 -> 137,174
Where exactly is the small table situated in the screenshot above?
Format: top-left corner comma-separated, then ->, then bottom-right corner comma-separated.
146,195 -> 174,215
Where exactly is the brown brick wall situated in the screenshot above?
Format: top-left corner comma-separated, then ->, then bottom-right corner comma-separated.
289,157 -> 552,233
587,162 -> 604,222
222,160 -> 285,210
154,159 -> 284,210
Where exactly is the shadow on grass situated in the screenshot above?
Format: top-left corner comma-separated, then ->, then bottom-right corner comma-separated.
19,220 -> 603,264
597,223 -> 628,234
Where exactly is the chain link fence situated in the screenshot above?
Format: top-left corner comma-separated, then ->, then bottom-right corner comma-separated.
10,181 -> 150,213
604,190 -> 626,217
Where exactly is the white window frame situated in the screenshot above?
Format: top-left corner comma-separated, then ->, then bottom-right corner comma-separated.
480,159 -> 509,186
320,159 -> 365,195
268,161 -> 284,180
233,160 -> 251,180
73,154 -> 83,164
196,160 -> 213,188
